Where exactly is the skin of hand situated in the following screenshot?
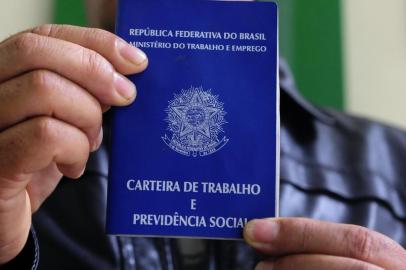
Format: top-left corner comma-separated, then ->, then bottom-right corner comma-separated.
244,218 -> 406,270
0,24 -> 148,264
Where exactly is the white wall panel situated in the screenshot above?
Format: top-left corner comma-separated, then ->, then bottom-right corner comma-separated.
0,0 -> 53,40
343,0 -> 406,129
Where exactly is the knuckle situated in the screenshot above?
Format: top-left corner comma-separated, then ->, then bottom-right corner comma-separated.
285,219 -> 314,250
12,33 -> 40,55
31,24 -> 58,37
27,71 -> 59,114
344,226 -> 375,261
28,70 -> 57,95
81,49 -> 112,77
89,28 -> 114,44
32,117 -> 58,144
299,222 -> 314,250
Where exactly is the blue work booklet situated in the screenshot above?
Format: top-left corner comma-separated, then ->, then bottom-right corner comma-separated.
107,0 -> 279,239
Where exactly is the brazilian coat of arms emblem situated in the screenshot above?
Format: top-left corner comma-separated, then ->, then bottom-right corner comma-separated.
162,86 -> 229,157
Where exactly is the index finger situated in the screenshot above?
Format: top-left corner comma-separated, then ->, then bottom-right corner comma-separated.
0,31 -> 137,106
244,218 -> 406,270
30,24 -> 148,75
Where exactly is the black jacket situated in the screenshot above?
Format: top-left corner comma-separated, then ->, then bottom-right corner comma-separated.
5,60 -> 406,269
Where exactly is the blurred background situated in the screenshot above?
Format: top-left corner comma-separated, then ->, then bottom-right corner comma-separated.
0,0 -> 405,128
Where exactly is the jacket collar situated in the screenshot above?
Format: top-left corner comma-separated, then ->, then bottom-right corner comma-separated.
279,59 -> 335,125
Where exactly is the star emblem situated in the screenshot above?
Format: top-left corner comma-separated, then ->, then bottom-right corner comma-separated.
171,91 -> 221,141
163,86 -> 228,157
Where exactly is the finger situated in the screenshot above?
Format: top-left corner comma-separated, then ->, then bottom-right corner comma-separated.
102,105 -> 111,113
0,32 -> 136,105
255,255 -> 384,270
0,24 -> 148,75
0,70 -> 102,151
0,117 -> 89,182
244,218 -> 406,269
30,24 -> 148,75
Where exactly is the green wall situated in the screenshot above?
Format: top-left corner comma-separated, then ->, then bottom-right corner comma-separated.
54,0 -> 86,26
54,0 -> 344,109
276,0 -> 344,109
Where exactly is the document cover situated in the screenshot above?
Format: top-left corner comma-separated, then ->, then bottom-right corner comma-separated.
107,0 -> 279,239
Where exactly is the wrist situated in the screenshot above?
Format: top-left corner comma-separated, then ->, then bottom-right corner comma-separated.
0,227 -> 39,270
0,192 -> 31,265
0,226 -> 30,265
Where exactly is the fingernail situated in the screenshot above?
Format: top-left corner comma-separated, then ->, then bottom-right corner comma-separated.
114,72 -> 136,102
117,39 -> 147,66
245,219 -> 279,244
255,261 -> 274,270
91,129 -> 104,152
